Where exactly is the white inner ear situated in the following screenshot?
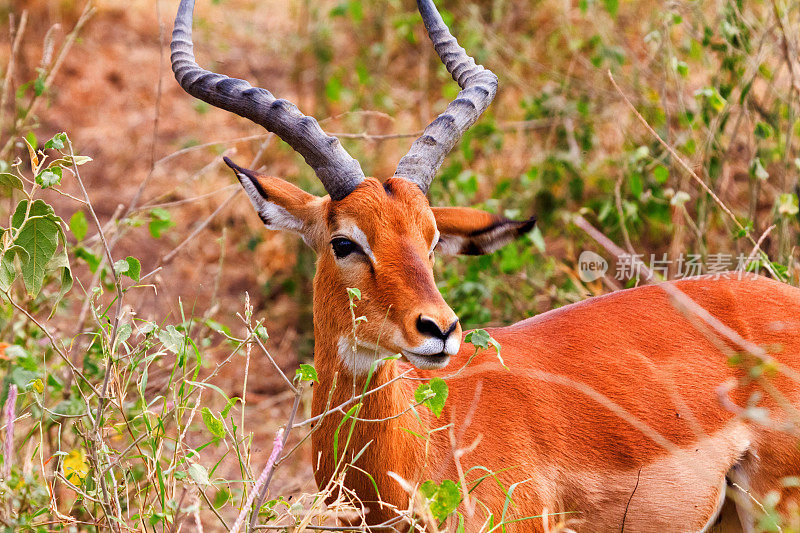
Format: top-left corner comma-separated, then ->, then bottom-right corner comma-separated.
239,172 -> 304,234
435,234 -> 465,255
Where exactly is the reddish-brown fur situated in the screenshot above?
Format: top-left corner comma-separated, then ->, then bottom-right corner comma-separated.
247,173 -> 800,531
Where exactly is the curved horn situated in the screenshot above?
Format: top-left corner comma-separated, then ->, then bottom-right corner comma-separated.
395,0 -> 498,194
171,0 -> 364,201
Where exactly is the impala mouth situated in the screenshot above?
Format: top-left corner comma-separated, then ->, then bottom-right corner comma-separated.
401,350 -> 451,370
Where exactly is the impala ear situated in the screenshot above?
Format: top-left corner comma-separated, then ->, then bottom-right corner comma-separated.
432,206 -> 536,256
224,157 -> 326,249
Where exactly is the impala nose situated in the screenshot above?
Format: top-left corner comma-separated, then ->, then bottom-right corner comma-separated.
417,315 -> 459,341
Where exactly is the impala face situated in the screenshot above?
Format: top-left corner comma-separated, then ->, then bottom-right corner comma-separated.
322,177 -> 461,370
224,158 -> 534,373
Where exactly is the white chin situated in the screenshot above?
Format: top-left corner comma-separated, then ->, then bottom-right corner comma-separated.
402,351 -> 451,370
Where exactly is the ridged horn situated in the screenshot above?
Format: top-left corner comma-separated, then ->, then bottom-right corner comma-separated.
171,0 -> 364,200
395,0 -> 499,194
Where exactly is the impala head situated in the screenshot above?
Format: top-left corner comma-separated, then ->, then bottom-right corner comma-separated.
172,0 -> 535,372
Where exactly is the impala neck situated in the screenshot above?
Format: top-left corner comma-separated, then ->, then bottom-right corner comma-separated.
310,296 -> 439,522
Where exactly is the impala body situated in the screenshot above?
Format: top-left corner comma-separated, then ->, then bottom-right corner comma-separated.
170,0 -> 800,530
311,274 -> 800,531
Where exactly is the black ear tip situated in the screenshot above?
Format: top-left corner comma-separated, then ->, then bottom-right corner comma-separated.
518,214 -> 537,233
223,157 -> 260,182
222,156 -> 239,171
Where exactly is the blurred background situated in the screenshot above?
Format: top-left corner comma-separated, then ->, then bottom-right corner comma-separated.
1,0 -> 799,529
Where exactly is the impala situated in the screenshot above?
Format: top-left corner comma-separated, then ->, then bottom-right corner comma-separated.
171,0 -> 800,530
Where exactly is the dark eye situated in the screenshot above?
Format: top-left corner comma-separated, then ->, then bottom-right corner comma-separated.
331,237 -> 359,259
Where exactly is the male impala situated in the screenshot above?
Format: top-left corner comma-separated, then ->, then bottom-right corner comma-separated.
171,0 -> 800,530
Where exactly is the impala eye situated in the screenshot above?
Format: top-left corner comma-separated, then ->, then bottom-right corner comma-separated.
331,237 -> 359,259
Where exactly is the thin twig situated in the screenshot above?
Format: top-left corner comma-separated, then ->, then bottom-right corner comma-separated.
247,384 -> 304,532
154,134 -> 268,168
614,174 -> 636,256
72,203 -> 125,338
246,323 -> 298,394
731,482 -> 779,532
138,184 -> 239,211
68,137 -> 126,531
159,135 -> 273,266
68,138 -> 124,428
160,189 -> 239,265
293,369 -> 414,429
0,11 -> 28,130
608,71 -> 743,229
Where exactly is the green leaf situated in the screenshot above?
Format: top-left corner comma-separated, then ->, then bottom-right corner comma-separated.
148,208 -> 175,239
777,193 -> 799,216
653,165 -> 669,184
420,479 -> 461,522
70,155 -> 92,166
465,329 -> 491,350
12,200 -> 60,297
0,172 -> 24,197
74,246 -> 100,272
44,132 -> 67,151
255,324 -> 269,341
24,133 -> 37,162
333,403 -> 361,463
0,248 -> 17,291
734,218 -> 755,240
414,377 -> 448,418
295,363 -> 318,383
602,0 -> 618,18
114,256 -> 140,282
34,74 -> 45,96
124,256 -> 141,281
115,322 -> 132,348
346,287 -> 361,300
185,381 -> 231,406
628,172 -> 643,197
69,211 -> 88,241
158,325 -> 185,355
751,158 -> 769,181
36,166 -> 62,188
695,87 -> 726,113
754,122 -> 773,139
465,329 -> 504,368
671,58 -> 688,77
204,319 -> 231,335
221,397 -> 241,418
330,3 -> 347,17
201,407 -> 226,438
186,462 -> 210,485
